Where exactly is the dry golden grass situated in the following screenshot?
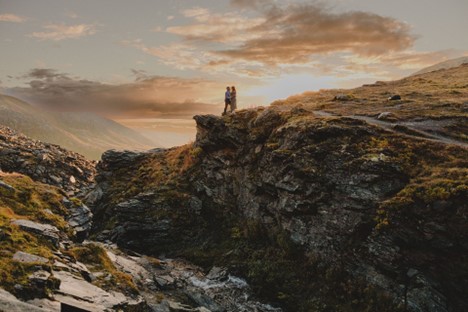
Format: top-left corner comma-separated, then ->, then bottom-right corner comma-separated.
68,243 -> 138,294
0,173 -> 63,295
273,64 -> 468,121
0,172 -> 70,231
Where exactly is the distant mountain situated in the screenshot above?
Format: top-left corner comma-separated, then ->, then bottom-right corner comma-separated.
0,94 -> 156,159
412,56 -> 468,76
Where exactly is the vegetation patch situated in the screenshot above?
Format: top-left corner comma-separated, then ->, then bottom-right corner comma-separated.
69,243 -> 138,295
0,172 -> 65,297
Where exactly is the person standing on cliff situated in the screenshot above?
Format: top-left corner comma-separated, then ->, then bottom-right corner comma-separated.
223,86 -> 231,115
230,86 -> 237,113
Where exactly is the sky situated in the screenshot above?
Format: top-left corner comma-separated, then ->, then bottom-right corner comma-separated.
0,0 -> 467,146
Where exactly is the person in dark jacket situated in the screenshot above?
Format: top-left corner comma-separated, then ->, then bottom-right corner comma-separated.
223,86 -> 231,115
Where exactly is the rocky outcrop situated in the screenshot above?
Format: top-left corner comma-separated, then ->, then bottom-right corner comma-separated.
62,198 -> 93,242
104,244 -> 283,312
0,126 -> 95,195
2,166 -> 282,312
90,107 -> 468,311
0,288 -> 51,312
12,219 -> 61,247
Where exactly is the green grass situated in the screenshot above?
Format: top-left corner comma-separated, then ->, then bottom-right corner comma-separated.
68,243 -> 138,295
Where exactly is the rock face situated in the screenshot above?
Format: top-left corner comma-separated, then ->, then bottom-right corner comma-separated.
104,244 -> 283,312
12,251 -> 49,264
12,219 -> 61,247
0,288 -> 51,312
62,198 -> 93,241
90,106 -> 468,311
0,126 -> 95,195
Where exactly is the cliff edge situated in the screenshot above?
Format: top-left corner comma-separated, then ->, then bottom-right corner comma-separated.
89,65 -> 468,311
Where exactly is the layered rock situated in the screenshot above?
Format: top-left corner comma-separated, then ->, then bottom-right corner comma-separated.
90,107 -> 468,311
1,165 -> 280,312
0,126 -> 96,195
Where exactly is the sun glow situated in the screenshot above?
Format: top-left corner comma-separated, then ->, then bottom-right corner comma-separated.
244,74 -> 336,104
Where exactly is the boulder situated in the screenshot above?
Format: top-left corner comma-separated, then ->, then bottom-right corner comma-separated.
0,288 -> 51,312
388,94 -> 402,101
53,270 -> 145,311
206,267 -> 228,281
12,251 -> 49,264
12,219 -> 61,247
0,180 -> 15,192
63,198 -> 93,242
377,112 -> 397,121
333,94 -> 353,101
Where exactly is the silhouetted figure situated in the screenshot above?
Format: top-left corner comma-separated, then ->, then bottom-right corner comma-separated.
230,86 -> 237,113
223,86 -> 231,115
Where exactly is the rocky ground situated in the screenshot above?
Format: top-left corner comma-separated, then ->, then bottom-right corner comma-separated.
0,130 -> 280,311
0,126 -> 96,196
89,65 -> 468,311
0,64 -> 467,312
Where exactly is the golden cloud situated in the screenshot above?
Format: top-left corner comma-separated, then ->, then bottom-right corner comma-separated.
0,14 -> 26,23
170,3 -> 415,65
29,23 -> 97,41
7,69 -> 224,118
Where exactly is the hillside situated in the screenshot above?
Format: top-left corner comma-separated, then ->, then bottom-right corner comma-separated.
0,94 -> 156,160
88,64 -> 468,311
412,56 -> 468,76
0,65 -> 466,312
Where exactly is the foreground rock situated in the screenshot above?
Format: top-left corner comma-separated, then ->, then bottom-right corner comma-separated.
63,198 -> 93,241
104,244 -> 282,312
0,126 -> 96,195
0,171 -> 146,311
54,270 -> 145,311
0,288 -> 51,312
1,169 -> 280,312
12,219 -> 61,247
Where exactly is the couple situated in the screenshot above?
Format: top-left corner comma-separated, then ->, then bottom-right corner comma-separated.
223,86 -> 237,115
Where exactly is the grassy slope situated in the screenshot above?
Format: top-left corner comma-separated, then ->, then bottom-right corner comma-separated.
0,94 -> 155,160
0,172 -> 136,299
273,64 -> 468,119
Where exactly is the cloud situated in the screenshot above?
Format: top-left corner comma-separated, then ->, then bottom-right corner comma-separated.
230,0 -> 272,9
167,8 -> 264,43
29,23 -> 97,41
65,11 -> 79,19
168,3 -> 414,65
121,39 -> 211,71
6,68 -> 224,118
121,38 -> 277,78
0,14 -> 27,23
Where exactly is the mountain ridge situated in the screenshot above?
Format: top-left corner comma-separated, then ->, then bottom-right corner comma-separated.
412,56 -> 468,76
0,94 -> 156,160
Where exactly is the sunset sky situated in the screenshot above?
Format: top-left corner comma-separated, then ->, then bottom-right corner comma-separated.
1,0 -> 467,145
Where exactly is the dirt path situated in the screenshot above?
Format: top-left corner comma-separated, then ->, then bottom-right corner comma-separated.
313,110 -> 468,148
